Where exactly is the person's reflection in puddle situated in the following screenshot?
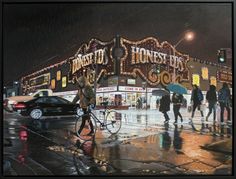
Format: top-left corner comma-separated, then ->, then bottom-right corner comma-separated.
160,123 -> 171,151
30,119 -> 50,132
173,124 -> 184,154
220,124 -> 225,138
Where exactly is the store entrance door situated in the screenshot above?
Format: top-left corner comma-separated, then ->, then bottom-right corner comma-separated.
127,93 -> 136,108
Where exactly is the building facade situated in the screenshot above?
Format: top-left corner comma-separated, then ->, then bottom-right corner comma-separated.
20,36 -> 232,109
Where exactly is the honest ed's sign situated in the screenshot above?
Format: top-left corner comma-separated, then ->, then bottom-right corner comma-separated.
68,38 -> 115,85
68,37 -> 191,86
120,37 -> 190,86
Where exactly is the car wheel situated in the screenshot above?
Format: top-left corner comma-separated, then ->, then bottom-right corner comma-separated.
30,108 -> 43,119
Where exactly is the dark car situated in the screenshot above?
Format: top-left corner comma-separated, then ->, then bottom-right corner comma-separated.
12,96 -> 80,119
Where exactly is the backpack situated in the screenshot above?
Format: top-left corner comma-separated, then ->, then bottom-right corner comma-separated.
197,89 -> 203,101
218,88 -> 230,102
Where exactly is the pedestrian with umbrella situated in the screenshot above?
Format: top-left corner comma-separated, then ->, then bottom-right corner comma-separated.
159,89 -> 171,123
167,83 -> 187,124
172,92 -> 184,124
167,83 -> 188,95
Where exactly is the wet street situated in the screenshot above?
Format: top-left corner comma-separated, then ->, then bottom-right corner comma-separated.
3,108 -> 232,176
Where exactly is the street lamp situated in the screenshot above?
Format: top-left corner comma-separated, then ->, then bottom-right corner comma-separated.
172,31 -> 195,82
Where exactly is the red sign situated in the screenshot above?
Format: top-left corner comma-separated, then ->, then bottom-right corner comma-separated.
217,71 -> 232,84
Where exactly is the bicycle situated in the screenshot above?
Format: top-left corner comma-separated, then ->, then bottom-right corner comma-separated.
75,101 -> 122,141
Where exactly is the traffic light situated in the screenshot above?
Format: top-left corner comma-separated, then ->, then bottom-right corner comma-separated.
156,65 -> 161,74
217,49 -> 226,63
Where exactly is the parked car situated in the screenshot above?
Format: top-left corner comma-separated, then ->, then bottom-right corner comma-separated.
4,89 -> 53,112
12,96 -> 80,119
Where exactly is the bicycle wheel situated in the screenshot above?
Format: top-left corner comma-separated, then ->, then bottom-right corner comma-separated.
105,110 -> 122,134
75,113 -> 97,141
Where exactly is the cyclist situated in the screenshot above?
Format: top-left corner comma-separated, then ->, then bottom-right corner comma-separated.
72,76 -> 96,135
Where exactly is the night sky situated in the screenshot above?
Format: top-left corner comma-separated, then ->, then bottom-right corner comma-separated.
3,2 -> 232,85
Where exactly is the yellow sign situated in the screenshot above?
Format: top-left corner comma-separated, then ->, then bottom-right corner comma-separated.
56,71 -> 61,81
210,76 -> 217,87
192,74 -> 200,86
201,67 -> 208,80
51,79 -> 55,89
62,76 -> 67,88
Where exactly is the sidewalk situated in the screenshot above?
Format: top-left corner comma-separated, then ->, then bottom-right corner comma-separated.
200,139 -> 232,154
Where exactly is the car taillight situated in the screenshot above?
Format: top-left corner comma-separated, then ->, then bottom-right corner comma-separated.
13,103 -> 26,109
3,100 -> 8,106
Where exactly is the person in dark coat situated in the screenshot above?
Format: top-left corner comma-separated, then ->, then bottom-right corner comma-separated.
218,82 -> 231,123
190,84 -> 204,121
172,93 -> 183,124
206,85 -> 217,122
72,76 -> 96,135
159,92 -> 171,123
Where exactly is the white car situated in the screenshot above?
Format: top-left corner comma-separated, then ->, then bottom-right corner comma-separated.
4,89 -> 53,112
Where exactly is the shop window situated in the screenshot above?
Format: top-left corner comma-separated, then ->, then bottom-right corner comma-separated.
51,79 -> 55,89
201,67 -> 208,80
56,71 -> 61,81
210,76 -> 217,87
62,76 -> 67,88
192,74 -> 200,87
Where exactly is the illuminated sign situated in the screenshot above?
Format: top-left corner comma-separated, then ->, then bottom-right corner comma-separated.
192,74 -> 200,86
68,38 -> 116,85
51,79 -> 55,89
120,37 -> 190,86
210,76 -> 217,87
201,67 -> 208,80
29,73 -> 50,88
217,71 -> 232,84
96,86 -> 117,92
71,48 -> 108,74
57,71 -> 61,81
127,79 -> 136,85
62,76 -> 67,88
119,86 -> 156,92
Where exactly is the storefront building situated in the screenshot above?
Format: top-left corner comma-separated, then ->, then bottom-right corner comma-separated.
21,36 -> 232,109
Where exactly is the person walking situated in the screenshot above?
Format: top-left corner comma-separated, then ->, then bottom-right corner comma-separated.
136,97 -> 142,109
72,76 -> 96,135
218,82 -> 231,124
172,93 -> 183,124
190,84 -> 204,122
159,92 -> 171,123
205,85 -> 217,122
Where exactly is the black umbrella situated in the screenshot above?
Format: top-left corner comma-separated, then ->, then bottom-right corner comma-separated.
152,89 -> 170,96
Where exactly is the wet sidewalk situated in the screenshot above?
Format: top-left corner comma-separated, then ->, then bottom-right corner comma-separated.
3,109 -> 232,176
